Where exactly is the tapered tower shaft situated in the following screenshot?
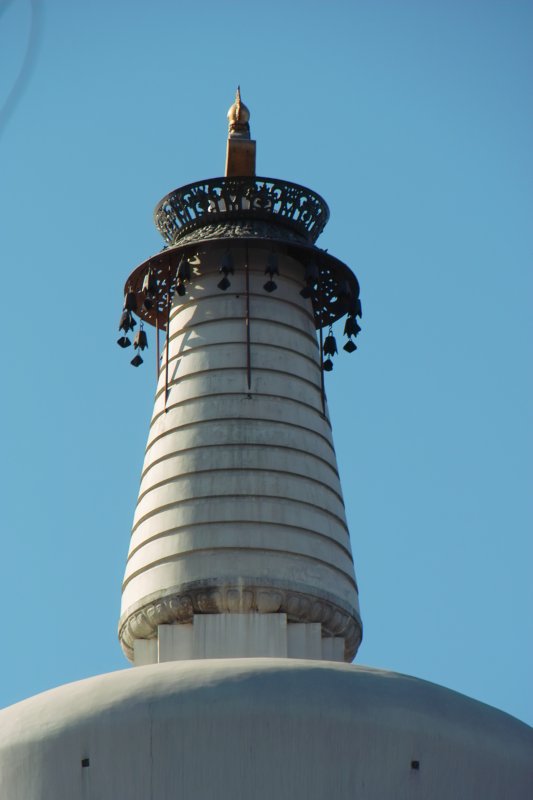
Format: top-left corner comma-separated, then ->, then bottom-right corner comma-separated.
117,93 -> 363,664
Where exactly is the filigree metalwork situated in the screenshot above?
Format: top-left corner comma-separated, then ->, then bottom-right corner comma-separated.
172,220 -> 309,248
154,176 -> 330,246
313,262 -> 360,328
124,240 -> 360,333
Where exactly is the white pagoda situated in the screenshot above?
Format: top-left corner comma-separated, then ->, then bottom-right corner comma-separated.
0,92 -> 531,799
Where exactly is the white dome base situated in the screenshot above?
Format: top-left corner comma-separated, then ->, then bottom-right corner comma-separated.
1,659 -> 531,799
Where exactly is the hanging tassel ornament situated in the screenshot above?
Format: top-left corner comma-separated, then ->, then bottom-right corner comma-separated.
118,309 -> 136,333
344,316 -> 361,338
263,252 -> 279,293
300,261 -> 319,298
218,250 -> 234,291
322,326 -> 337,372
142,269 -> 157,311
343,314 -> 360,353
118,286 -> 137,351
323,327 -> 338,357
142,270 -> 157,295
123,291 -> 137,312
176,256 -> 190,297
118,285 -> 138,348
133,323 -> 148,352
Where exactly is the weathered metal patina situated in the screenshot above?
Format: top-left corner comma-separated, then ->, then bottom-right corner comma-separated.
123,176 -> 361,334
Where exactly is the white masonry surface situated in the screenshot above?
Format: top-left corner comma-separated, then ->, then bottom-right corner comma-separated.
1,660 -> 531,800
119,246 -> 361,663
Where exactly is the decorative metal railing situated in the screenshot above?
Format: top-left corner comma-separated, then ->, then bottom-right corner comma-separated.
154,177 -> 330,245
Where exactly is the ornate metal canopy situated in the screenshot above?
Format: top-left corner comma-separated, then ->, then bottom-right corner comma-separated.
124,237 -> 360,333
154,176 -> 330,247
119,174 -> 362,378
122,175 -> 360,333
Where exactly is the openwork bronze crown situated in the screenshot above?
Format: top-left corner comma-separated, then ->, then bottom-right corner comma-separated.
155,177 -> 330,246
118,175 -> 362,374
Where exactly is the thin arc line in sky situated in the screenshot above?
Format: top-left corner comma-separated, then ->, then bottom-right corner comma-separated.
0,0 -> 43,138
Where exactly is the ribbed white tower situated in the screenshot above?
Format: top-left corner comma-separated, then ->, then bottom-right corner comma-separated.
118,90 -> 363,664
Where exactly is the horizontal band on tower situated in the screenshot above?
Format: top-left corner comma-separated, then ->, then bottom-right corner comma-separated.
126,518 -> 354,562
140,440 -> 340,485
149,391 -> 332,436
131,491 -> 350,537
129,498 -> 352,554
145,402 -> 335,456
122,546 -> 358,594
135,463 -> 346,510
157,340 -> 322,384
125,528 -> 356,584
169,288 -> 316,330
152,365 -> 322,406
133,474 -> 348,538
166,314 -> 319,353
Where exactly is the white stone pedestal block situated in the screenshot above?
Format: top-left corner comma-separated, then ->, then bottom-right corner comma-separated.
133,638 -> 157,666
321,637 -> 345,662
195,614 -> 287,659
287,622 -> 322,659
158,623 -> 194,662
132,615 -> 345,665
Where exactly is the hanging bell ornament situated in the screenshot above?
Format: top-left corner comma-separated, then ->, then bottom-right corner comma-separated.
177,257 -> 191,283
343,340 -> 357,353
219,251 -> 234,276
142,270 -> 157,294
323,329 -> 338,357
301,260 -> 318,298
344,316 -> 361,338
117,336 -> 131,348
218,251 -> 233,291
263,252 -> 279,292
119,310 -> 136,333
124,291 -> 137,312
134,328 -> 148,351
130,354 -> 143,367
322,358 -> 334,372
265,252 -> 279,277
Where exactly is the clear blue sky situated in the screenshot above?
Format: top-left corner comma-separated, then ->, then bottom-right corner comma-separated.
1,0 -> 531,725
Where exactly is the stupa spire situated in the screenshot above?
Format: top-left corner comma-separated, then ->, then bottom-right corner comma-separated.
117,94 -> 363,666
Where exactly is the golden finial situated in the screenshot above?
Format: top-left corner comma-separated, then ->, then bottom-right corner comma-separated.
227,86 -> 251,138
225,87 -> 256,177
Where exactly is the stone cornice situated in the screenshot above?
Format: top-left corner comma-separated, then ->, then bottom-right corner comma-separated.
119,585 -> 362,664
